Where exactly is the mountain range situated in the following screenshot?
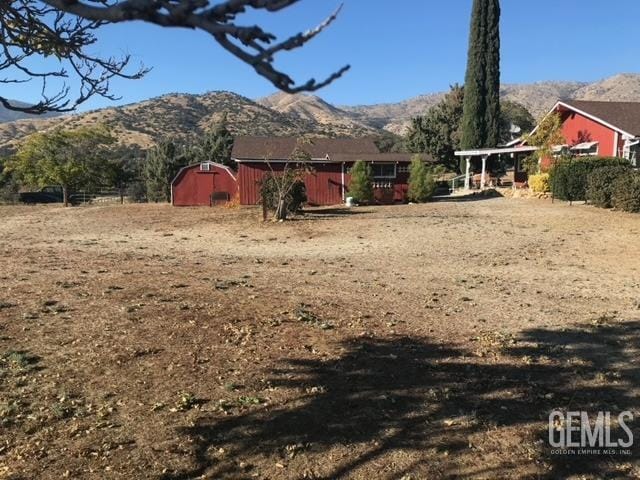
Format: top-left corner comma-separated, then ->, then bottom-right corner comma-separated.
1,73 -> 639,153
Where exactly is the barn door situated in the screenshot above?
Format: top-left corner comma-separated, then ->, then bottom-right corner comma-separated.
209,171 -> 215,207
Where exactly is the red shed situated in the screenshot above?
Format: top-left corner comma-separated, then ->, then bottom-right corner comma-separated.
232,136 -> 435,206
171,162 -> 238,206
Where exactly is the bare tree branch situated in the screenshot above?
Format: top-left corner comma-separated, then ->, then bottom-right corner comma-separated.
0,0 -> 349,114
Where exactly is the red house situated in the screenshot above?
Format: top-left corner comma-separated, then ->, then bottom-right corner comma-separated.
171,162 -> 238,206
537,100 -> 640,168
454,100 -> 640,191
232,136 -> 434,206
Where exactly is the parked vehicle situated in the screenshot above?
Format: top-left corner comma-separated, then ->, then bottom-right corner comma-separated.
18,186 -> 82,205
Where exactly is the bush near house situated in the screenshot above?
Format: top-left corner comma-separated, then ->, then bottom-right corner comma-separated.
528,173 -> 550,193
348,160 -> 374,204
586,164 -> 633,208
407,156 -> 436,203
611,171 -> 640,213
549,157 -> 630,202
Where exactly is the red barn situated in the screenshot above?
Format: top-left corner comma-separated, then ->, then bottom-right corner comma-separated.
171,162 -> 238,206
232,136 -> 435,206
537,100 -> 640,169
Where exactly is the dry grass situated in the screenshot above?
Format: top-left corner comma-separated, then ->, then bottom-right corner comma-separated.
0,197 -> 639,479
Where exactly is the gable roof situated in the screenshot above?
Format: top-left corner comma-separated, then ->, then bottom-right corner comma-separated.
231,136 -> 380,160
558,100 -> 640,137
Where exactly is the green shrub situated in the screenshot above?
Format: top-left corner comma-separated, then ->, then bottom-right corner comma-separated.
549,157 -> 630,202
586,164 -> 632,208
407,156 -> 436,202
611,172 -> 640,213
528,173 -> 550,193
348,160 -> 374,204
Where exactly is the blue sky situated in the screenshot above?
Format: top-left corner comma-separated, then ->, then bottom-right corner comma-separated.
6,0 -> 640,110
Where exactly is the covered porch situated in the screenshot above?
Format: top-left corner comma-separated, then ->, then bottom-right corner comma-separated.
453,146 -> 539,191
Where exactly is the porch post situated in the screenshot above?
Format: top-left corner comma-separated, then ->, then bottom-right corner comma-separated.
480,155 -> 488,189
464,156 -> 471,190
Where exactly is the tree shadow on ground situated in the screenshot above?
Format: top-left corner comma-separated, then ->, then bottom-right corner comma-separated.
164,320 -> 639,479
433,189 -> 503,203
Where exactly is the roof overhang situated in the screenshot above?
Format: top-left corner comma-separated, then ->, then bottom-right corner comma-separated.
570,141 -> 599,151
530,101 -> 637,139
454,146 -> 538,157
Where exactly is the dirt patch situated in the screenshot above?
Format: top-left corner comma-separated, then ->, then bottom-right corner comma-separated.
0,198 -> 639,479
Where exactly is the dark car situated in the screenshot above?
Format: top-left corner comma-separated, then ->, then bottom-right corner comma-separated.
18,186 -> 84,205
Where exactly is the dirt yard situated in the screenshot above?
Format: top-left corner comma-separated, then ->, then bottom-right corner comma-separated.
0,197 -> 639,479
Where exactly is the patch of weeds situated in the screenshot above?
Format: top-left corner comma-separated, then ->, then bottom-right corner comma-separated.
472,331 -> 516,356
171,392 -> 202,412
237,396 -> 262,407
295,304 -> 333,330
0,399 -> 24,426
284,442 -> 310,459
1,350 -> 39,371
592,314 -> 616,328
50,394 -> 83,420
225,382 -> 242,392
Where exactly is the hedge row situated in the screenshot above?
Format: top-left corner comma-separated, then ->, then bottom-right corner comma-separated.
611,172 -> 640,213
549,157 -> 631,202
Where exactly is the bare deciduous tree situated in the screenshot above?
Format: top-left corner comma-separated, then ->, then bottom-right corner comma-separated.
0,0 -> 349,114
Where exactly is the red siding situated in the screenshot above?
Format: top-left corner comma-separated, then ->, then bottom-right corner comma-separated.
172,164 -> 238,206
238,162 -> 412,206
541,109 -> 620,169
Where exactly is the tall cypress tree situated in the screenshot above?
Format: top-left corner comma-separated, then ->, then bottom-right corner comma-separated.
460,0 -> 501,149
484,0 -> 501,148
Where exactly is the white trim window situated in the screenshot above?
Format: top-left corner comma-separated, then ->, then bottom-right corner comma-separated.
371,163 -> 396,179
200,162 -> 211,171
570,142 -> 599,157
397,164 -> 410,174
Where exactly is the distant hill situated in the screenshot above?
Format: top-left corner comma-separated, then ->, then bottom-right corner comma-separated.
0,100 -> 61,123
1,73 -> 639,152
343,73 -> 640,134
0,91 -> 380,153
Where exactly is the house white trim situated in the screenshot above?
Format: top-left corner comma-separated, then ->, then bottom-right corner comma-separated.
528,101 -> 636,140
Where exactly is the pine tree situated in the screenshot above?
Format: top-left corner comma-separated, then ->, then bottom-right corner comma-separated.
348,160 -> 374,204
460,0 -> 501,149
407,156 -> 436,203
143,140 -> 188,202
192,113 -> 235,168
405,84 -> 464,172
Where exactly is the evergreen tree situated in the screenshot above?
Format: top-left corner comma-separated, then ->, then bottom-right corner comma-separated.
348,160 -> 374,204
406,85 -> 464,171
460,0 -> 501,149
484,0 -> 501,147
407,156 -> 436,203
143,140 -> 188,202
192,113 -> 235,168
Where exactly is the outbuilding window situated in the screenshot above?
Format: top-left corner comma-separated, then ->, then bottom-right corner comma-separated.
200,163 -> 211,171
371,163 -> 396,179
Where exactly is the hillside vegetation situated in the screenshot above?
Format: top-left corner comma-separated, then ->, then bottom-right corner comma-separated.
2,73 -> 640,151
